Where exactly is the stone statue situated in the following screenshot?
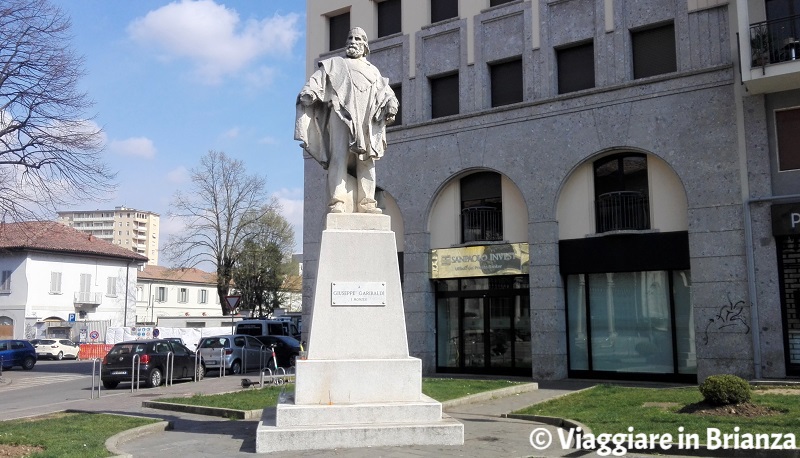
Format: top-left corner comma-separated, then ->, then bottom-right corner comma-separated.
295,27 -> 398,214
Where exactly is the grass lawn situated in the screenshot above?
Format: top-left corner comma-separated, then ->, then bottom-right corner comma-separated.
0,412 -> 158,458
159,384 -> 290,410
514,384 -> 800,440
421,378 -> 525,402
158,377 -> 525,409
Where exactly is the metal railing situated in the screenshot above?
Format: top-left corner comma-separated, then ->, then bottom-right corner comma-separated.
750,15 -> 800,67
595,191 -> 650,233
461,206 -> 503,243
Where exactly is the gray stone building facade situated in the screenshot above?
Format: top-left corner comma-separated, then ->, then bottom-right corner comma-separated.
302,0 -> 800,383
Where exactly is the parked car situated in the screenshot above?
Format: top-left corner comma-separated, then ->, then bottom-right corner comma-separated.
35,339 -> 80,360
235,318 -> 301,340
100,339 -> 204,389
197,334 -> 269,375
0,339 -> 37,370
253,334 -> 301,369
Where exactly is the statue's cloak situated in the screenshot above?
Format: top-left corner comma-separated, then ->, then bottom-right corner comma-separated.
295,56 -> 396,169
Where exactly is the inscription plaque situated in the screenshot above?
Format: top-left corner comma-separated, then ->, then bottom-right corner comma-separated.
331,282 -> 387,306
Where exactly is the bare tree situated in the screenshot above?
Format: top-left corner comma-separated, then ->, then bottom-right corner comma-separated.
0,0 -> 115,221
165,150 -> 280,314
232,208 -> 296,317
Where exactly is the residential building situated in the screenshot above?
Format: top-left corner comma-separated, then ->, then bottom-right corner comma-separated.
734,0 -> 800,379
135,265 -> 222,325
0,221 -> 147,339
57,206 -> 160,265
302,0 -> 798,382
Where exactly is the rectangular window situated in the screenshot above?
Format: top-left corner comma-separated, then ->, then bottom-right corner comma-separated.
430,73 -> 459,118
329,11 -> 350,51
490,0 -> 515,6
106,277 -> 117,297
156,286 -> 167,302
776,107 -> 800,171
632,23 -> 677,79
0,270 -> 11,292
490,58 -> 523,107
378,0 -> 401,38
199,289 -> 208,304
50,272 -> 62,294
178,288 -> 188,303
557,41 -> 595,94
566,271 -> 695,376
390,84 -> 403,125
431,0 -> 458,23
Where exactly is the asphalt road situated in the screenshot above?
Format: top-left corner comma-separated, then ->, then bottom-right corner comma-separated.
0,359 -> 105,418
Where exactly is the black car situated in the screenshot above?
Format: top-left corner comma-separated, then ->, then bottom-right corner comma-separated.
253,335 -> 301,369
101,339 -> 204,389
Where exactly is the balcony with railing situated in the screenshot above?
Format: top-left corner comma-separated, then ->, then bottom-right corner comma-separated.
595,191 -> 650,233
742,12 -> 800,94
74,292 -> 102,305
461,206 -> 503,243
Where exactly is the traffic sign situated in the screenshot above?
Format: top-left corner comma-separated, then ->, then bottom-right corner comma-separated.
68,313 -> 76,322
225,295 -> 242,312
89,330 -> 99,341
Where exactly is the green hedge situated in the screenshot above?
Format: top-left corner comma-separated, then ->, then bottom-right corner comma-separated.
699,374 -> 751,405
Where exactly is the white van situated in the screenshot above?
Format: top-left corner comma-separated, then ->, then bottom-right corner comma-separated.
235,319 -> 300,341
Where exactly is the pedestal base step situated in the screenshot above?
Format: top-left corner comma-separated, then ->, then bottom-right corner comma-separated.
276,396 -> 444,427
256,414 -> 464,453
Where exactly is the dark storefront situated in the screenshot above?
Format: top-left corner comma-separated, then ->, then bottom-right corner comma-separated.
433,244 -> 532,376
772,203 -> 800,376
560,232 -> 696,383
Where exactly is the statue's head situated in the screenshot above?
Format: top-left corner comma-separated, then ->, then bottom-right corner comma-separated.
346,27 -> 369,58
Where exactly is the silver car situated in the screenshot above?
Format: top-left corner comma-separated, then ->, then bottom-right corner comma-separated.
197,334 -> 269,374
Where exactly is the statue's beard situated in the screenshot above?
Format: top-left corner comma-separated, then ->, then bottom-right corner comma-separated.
346,45 -> 362,58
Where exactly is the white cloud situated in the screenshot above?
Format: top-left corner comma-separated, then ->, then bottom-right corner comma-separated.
222,127 -> 240,139
167,166 -> 190,184
127,0 -> 301,84
109,137 -> 157,159
258,136 -> 278,145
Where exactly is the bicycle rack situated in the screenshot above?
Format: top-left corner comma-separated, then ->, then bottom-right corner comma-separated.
165,351 -> 174,387
130,354 -> 141,393
90,358 -> 102,399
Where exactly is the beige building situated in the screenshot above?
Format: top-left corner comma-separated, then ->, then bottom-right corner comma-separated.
57,207 -> 160,265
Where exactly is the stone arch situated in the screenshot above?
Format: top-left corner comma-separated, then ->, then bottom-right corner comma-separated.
427,167 -> 529,249
556,148 -> 688,240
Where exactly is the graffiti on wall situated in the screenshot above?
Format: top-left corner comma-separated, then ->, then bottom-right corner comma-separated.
702,295 -> 751,345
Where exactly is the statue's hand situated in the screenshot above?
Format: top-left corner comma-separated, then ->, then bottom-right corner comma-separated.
298,92 -> 316,107
385,113 -> 396,125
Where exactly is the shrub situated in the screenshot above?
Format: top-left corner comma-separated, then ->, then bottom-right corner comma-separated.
699,374 -> 751,405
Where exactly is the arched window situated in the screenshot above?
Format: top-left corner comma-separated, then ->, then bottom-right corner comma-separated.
460,171 -> 503,243
593,153 -> 650,232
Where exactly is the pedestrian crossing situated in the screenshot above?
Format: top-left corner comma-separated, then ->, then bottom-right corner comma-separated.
0,374 -> 89,393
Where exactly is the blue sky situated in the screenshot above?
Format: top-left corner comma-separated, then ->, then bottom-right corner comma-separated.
52,0 -> 307,258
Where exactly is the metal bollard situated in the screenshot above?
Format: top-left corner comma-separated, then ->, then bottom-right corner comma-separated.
165,351 -> 174,387
91,358 -> 102,399
219,347 -> 224,378
131,354 -> 141,393
194,351 -> 202,382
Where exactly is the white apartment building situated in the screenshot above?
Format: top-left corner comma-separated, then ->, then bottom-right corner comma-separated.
0,221 -> 147,339
58,206 -> 160,265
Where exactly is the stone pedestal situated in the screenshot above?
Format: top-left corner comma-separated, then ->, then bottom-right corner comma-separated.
256,214 -> 463,453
